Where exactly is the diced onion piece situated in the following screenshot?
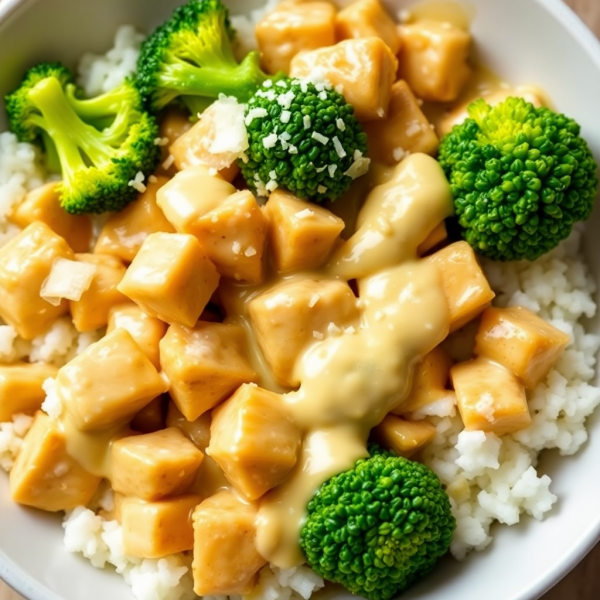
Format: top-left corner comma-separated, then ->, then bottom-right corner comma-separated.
41,258 -> 97,306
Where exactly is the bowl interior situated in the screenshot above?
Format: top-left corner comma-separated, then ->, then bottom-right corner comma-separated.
1,1 -> 600,600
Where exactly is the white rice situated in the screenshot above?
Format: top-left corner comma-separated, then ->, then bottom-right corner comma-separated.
422,228 -> 600,560
77,25 -> 146,97
0,413 -> 33,471
63,505 -> 324,600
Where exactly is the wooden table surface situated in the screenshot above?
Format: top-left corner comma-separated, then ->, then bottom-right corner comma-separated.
1,0 -> 600,599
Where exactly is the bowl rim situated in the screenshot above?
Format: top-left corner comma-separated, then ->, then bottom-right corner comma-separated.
1,0 -> 600,599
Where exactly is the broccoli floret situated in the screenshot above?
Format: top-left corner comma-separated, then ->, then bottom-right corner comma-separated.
300,446 -> 455,600
137,0 -> 270,114
438,97 -> 598,261
5,62 -> 161,215
240,78 -> 369,203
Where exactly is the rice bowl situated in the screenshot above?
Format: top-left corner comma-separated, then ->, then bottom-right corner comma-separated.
1,1 -> 600,600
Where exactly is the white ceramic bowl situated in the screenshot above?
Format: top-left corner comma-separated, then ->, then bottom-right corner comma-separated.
1,1 -> 600,599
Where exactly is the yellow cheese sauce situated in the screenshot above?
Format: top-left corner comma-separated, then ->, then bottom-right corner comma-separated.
212,154 -> 453,567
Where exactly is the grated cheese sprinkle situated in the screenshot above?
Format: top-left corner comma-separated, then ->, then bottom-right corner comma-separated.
332,137 -> 347,158
312,131 -> 329,145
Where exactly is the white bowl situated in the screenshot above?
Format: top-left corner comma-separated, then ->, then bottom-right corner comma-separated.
1,0 -> 600,599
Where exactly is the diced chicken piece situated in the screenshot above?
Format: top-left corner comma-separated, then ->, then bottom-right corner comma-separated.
166,404 -> 231,498
10,412 -> 101,511
10,182 -> 92,252
121,494 -> 201,558
131,396 -> 166,434
256,1 -> 337,74
371,415 -> 436,457
107,304 -> 168,369
363,80 -> 439,164
169,99 -> 246,176
94,177 -> 175,263
111,427 -> 204,500
55,328 -> 168,430
117,232 -> 220,328
427,241 -> 495,332
398,20 -> 471,102
417,222 -> 447,256
475,306 -> 570,390
264,190 -> 345,273
157,165 -> 237,235
208,384 -> 300,500
290,37 -> 398,121
451,358 -> 531,436
166,402 -> 212,451
335,0 -> 401,54
0,222 -> 73,339
0,362 -> 58,421
160,322 -> 257,421
392,346 -> 452,415
70,253 -> 127,332
438,85 -> 546,137
190,190 -> 267,283
192,490 -> 266,596
248,278 -> 360,387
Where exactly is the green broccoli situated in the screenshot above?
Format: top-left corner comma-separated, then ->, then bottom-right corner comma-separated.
438,97 -> 598,261
5,62 -> 160,215
137,0 -> 270,115
240,78 -> 369,203
300,446 -> 455,600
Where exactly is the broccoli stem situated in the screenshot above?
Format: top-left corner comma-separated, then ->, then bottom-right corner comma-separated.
160,51 -> 267,104
27,77 -> 117,183
64,83 -> 137,118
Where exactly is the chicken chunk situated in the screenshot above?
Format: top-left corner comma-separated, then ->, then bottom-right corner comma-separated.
335,0 -> 401,54
10,412 -> 101,511
156,165 -> 237,236
94,176 -> 175,263
111,427 -> 204,500
248,278 -> 360,387
189,190 -> 267,283
208,384 -> 301,500
160,322 -> 257,421
427,241 -> 495,332
70,253 -> 127,332
256,1 -> 337,74
371,415 -> 436,457
264,189 -> 345,273
0,362 -> 58,422
117,232 -> 220,328
55,328 -> 168,431
121,494 -> 201,558
392,346 -> 453,415
475,306 -> 570,389
107,303 -> 168,369
290,37 -> 398,121
451,358 -> 531,436
398,20 -> 471,102
363,80 -> 439,164
10,182 -> 92,252
0,222 -> 73,339
192,490 -> 266,595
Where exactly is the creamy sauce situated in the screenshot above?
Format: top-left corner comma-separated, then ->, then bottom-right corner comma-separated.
328,154 -> 453,280
62,415 -> 129,478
